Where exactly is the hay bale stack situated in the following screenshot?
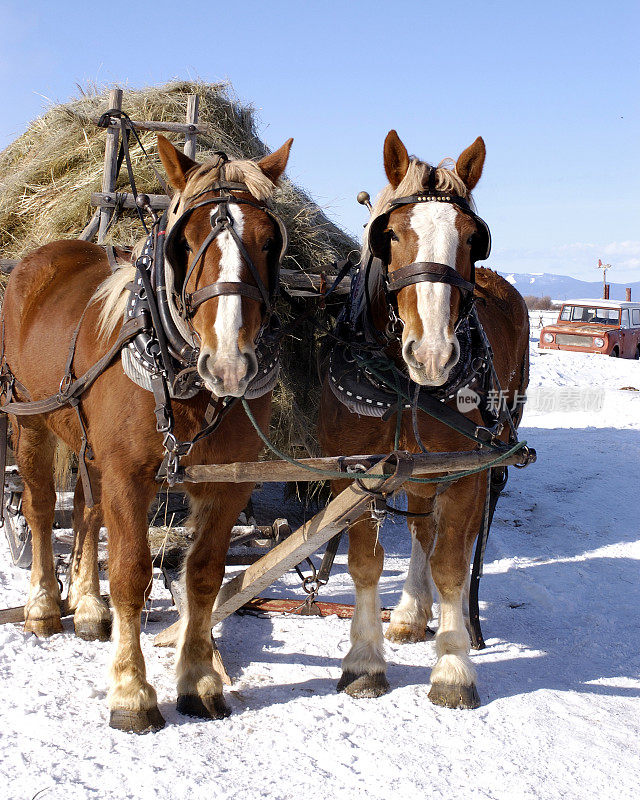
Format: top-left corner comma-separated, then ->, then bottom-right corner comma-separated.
0,81 -> 358,455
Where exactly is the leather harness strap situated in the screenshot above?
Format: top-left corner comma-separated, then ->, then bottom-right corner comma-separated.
187,281 -> 264,310
387,261 -> 475,295
0,315 -> 146,509
0,316 -> 146,417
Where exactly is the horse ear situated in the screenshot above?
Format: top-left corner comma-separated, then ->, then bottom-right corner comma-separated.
384,130 -> 410,188
258,138 -> 294,184
456,137 -> 486,192
157,134 -> 198,192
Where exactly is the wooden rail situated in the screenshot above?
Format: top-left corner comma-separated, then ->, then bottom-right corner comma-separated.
180,448 -> 531,485
98,88 -> 123,243
91,191 -> 170,211
90,116 -> 212,137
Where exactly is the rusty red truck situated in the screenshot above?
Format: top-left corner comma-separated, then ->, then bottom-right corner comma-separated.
538,298 -> 640,358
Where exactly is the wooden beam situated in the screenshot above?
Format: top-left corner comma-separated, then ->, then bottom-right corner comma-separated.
78,209 -> 101,242
180,448 -> 531,486
97,88 -> 123,244
91,117 -> 212,137
91,191 -> 170,210
184,95 -> 199,161
279,268 -> 350,296
154,453 -> 413,646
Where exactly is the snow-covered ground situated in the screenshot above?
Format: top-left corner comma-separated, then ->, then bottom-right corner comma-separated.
0,343 -> 639,800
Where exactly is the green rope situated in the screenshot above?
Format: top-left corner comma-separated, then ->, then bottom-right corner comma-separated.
241,397 -> 526,485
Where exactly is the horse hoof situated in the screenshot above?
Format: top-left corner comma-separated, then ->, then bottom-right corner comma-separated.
428,682 -> 481,709
385,623 -> 427,644
24,616 -> 63,638
109,706 -> 166,734
337,671 -> 390,698
75,618 -> 112,642
177,693 -> 231,720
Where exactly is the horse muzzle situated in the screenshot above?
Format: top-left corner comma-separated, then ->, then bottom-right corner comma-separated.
197,348 -> 258,397
402,336 -> 460,387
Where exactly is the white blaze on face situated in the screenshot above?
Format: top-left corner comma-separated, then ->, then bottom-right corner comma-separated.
402,203 -> 460,385
197,203 -> 256,397
213,204 -> 245,362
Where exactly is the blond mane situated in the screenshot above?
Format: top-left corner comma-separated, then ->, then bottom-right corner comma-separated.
368,157 -> 470,225
94,153 -> 278,340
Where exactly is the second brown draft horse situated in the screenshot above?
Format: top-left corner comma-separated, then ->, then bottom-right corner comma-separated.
319,131 -> 529,709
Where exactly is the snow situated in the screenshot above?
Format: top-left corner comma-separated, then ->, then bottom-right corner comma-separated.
1,344 -> 639,800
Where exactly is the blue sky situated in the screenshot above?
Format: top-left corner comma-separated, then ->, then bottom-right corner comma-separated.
1,0 -> 638,280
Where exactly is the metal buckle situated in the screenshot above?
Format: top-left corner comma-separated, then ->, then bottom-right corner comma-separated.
162,433 -> 192,459
57,373 -> 73,403
514,445 -> 536,469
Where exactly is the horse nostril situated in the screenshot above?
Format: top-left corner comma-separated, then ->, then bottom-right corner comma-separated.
404,340 -> 419,365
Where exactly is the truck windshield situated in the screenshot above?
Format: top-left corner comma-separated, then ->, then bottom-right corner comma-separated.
559,305 -> 620,325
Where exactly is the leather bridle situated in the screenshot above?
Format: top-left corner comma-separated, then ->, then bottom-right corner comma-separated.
163,179 -> 288,324
367,176 -> 491,331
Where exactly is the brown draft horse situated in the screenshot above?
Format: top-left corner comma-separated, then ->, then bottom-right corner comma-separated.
319,131 -> 529,708
2,134 -> 292,732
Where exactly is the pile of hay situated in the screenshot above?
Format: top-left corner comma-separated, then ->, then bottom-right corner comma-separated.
0,81 -> 358,455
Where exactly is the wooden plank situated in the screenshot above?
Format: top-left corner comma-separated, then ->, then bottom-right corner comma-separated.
97,88 -> 123,244
91,117 -> 212,136
184,95 -> 199,161
241,597 -> 396,622
279,268 -> 349,296
78,209 -> 101,242
154,454 -> 410,646
181,448 -> 531,486
91,191 -> 170,211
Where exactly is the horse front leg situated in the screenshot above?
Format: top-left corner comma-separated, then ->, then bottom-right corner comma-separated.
337,492 -> 389,698
428,474 -> 485,710
175,483 -> 251,719
386,492 -> 436,643
102,470 -> 162,733
67,477 -> 111,641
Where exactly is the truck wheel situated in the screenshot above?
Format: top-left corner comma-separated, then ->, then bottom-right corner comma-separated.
610,347 -> 619,358
635,347 -> 640,361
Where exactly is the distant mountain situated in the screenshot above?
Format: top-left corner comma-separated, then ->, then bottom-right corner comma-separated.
497,272 -> 640,302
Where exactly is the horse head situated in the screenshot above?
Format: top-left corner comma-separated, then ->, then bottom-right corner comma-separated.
367,130 -> 489,387
157,134 -> 293,397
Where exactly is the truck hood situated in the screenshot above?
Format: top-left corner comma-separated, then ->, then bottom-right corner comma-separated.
542,323 -> 615,335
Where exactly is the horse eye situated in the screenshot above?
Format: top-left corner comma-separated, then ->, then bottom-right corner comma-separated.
183,240 -> 192,253
467,235 -> 474,246
262,238 -> 274,252
388,230 -> 399,242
